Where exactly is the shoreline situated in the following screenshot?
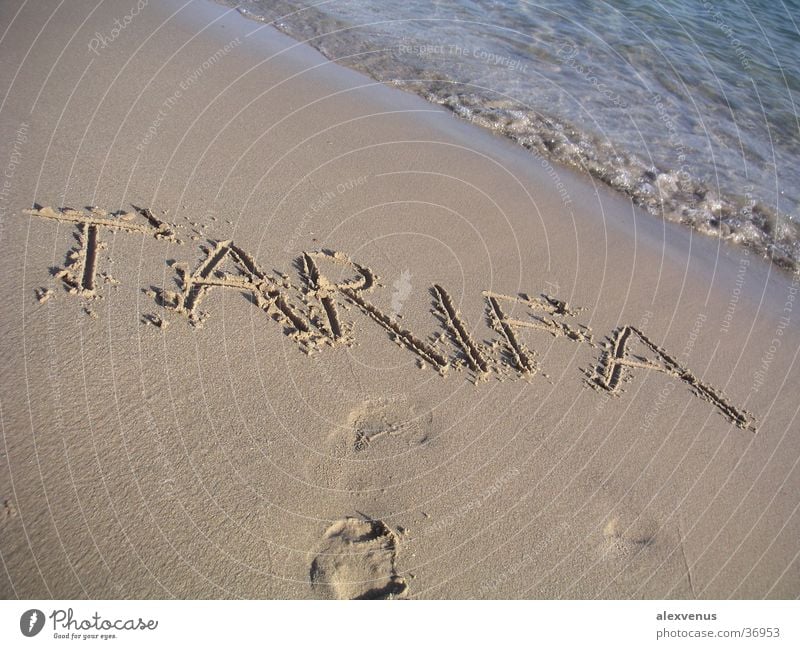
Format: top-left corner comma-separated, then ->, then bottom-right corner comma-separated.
0,0 -> 798,599
218,0 -> 800,272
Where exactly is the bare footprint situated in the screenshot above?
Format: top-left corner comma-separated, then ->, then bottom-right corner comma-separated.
309,516 -> 408,599
305,398 -> 436,492
348,399 -> 433,453
595,512 -> 695,597
1,498 -> 17,526
601,516 -> 657,559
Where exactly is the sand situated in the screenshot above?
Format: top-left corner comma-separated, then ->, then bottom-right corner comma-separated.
0,0 -> 798,599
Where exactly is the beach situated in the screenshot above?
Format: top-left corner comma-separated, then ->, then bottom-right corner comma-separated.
0,0 -> 799,599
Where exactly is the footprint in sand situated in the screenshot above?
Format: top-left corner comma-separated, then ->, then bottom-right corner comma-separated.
598,513 -> 696,597
348,400 -> 433,453
1,498 -> 17,526
305,399 -> 435,492
601,516 -> 657,559
309,516 -> 408,599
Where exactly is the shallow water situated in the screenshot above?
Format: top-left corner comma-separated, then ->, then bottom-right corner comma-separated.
218,0 -> 800,268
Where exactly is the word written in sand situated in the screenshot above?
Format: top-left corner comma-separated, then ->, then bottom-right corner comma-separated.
24,205 -> 755,431
24,205 -> 176,297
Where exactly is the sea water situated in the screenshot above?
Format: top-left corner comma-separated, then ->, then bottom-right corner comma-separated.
218,0 -> 800,268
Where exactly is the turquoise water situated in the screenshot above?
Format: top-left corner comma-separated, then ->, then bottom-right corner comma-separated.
221,0 -> 800,268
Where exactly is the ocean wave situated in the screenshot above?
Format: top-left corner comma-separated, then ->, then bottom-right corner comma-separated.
221,0 -> 800,270
413,87 -> 800,269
